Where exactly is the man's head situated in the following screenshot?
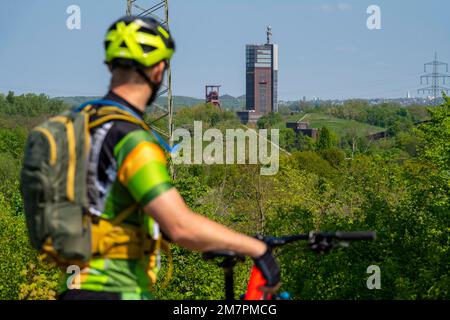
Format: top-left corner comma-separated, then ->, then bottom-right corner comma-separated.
104,16 -> 175,106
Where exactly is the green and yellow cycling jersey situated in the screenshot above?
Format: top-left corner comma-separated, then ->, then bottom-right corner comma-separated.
62,92 -> 173,298
70,258 -> 154,298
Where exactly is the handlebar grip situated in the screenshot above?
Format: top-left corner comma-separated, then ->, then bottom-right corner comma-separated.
334,231 -> 376,240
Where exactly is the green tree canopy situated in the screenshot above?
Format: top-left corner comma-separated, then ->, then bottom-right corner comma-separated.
316,126 -> 338,150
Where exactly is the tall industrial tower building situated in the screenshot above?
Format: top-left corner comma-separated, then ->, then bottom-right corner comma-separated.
238,27 -> 278,124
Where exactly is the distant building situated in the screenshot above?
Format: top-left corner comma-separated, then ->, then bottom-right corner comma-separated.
366,131 -> 389,141
205,85 -> 221,109
286,121 -> 318,140
238,26 -> 278,124
236,110 -> 262,124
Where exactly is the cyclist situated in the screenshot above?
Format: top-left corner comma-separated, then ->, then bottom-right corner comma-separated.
59,15 -> 280,300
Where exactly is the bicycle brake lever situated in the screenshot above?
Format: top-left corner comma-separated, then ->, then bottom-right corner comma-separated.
337,241 -> 349,248
309,239 -> 350,254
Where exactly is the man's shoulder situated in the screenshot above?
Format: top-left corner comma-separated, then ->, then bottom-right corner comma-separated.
108,121 -> 159,157
109,120 -> 146,140
96,119 -> 154,157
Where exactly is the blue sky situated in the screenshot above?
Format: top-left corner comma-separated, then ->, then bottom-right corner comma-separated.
0,0 -> 449,100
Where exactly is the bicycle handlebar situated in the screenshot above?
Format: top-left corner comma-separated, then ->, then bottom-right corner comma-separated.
204,231 -> 376,260
333,231 -> 376,241
204,231 -> 376,301
259,231 -> 376,247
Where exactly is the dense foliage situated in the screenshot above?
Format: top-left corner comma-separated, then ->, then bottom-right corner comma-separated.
327,101 -> 429,136
0,92 -> 448,299
0,92 -> 67,117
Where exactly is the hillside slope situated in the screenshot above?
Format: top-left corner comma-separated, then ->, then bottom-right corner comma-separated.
54,94 -> 245,110
283,113 -> 385,137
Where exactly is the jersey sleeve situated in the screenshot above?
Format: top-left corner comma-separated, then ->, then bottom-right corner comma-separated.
114,130 -> 173,206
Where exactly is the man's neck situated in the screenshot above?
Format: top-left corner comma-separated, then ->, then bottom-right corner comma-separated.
104,90 -> 144,117
110,85 -> 151,112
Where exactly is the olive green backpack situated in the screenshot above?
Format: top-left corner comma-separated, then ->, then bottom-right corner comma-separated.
20,100 -> 151,266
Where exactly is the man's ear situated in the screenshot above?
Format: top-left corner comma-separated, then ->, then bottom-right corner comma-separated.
149,61 -> 166,83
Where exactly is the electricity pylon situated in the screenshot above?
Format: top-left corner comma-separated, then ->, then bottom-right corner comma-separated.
418,52 -> 450,105
126,0 -> 174,144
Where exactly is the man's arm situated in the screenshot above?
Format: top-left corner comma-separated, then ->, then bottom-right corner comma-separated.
113,129 -> 279,287
144,188 -> 267,259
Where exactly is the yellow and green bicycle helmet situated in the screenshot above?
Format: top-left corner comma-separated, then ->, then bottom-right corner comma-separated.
104,15 -> 175,69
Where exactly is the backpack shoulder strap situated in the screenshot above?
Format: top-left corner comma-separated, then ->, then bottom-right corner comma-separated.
89,113 -> 150,131
76,100 -> 173,153
76,99 -> 141,119
76,100 -> 150,131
